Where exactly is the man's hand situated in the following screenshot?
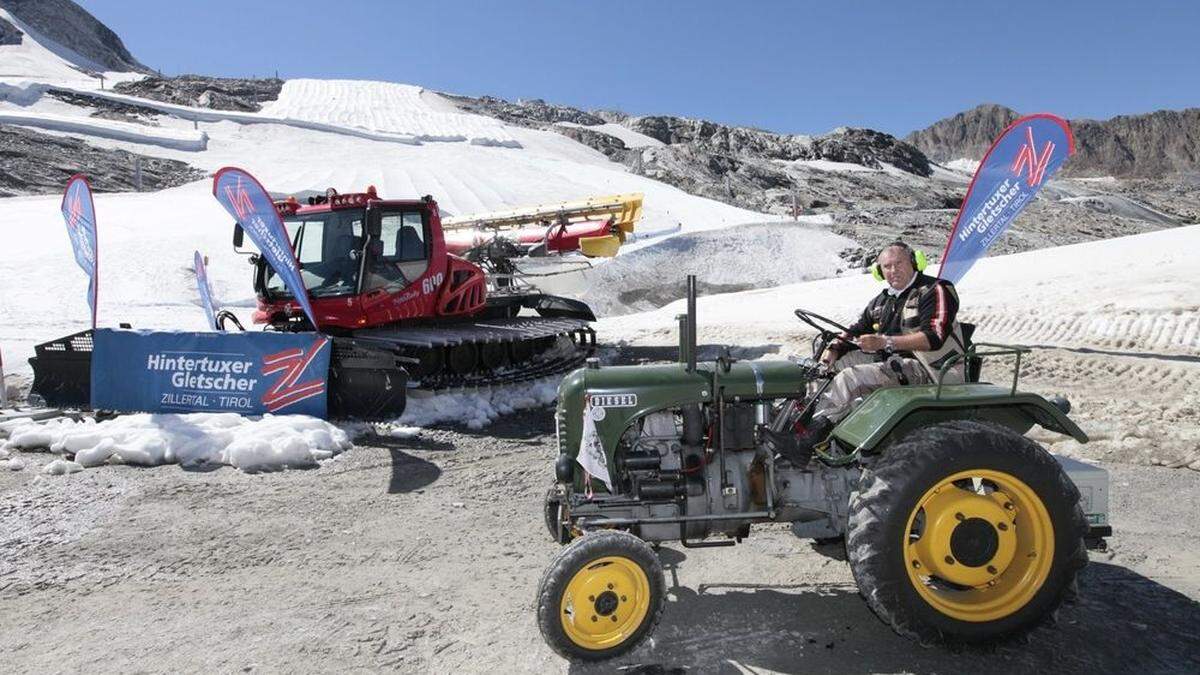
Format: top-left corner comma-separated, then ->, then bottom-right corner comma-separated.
857,334 -> 887,352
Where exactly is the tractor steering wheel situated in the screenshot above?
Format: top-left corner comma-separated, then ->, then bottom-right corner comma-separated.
794,308 -> 856,359
793,308 -> 852,336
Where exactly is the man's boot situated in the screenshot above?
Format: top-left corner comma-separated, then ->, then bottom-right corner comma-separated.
794,415 -> 834,456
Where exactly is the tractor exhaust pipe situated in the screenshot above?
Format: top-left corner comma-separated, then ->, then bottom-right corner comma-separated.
686,275 -> 700,372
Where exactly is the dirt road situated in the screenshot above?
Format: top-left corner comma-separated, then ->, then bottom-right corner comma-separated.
1,398 -> 1198,673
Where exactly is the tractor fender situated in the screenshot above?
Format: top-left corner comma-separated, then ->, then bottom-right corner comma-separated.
830,383 -> 1088,454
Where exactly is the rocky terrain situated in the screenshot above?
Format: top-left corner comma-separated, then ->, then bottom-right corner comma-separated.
438,93 -> 1196,281
112,75 -> 284,113
45,88 -> 163,125
0,124 -> 205,196
442,94 -> 607,127
908,103 -> 1200,178
0,14 -> 21,46
0,0 -> 148,73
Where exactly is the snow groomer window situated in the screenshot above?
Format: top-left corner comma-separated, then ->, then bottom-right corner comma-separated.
365,211 -> 430,290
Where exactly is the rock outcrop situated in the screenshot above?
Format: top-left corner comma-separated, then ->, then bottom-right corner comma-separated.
627,117 -> 931,176
442,94 -> 605,127
0,14 -> 22,46
904,103 -> 1019,164
0,124 -> 205,196
113,76 -> 284,112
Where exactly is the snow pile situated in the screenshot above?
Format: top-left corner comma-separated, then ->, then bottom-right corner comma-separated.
260,79 -> 520,147
583,221 -> 854,316
397,378 -> 559,429
1,413 -> 352,473
0,109 -> 208,150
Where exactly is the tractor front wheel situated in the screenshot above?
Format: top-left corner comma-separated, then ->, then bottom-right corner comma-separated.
536,530 -> 664,662
846,420 -> 1087,644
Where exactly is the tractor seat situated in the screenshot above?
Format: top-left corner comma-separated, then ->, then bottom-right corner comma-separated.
395,225 -> 425,261
961,322 -> 983,383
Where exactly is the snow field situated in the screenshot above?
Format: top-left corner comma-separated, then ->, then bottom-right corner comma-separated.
0,412 -> 352,473
260,79 -> 520,146
601,224 -> 1200,357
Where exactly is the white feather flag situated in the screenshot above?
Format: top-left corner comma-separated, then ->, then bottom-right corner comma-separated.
576,401 -> 612,490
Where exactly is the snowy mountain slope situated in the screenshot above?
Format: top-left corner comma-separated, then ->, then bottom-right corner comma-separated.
603,224 -> 1200,357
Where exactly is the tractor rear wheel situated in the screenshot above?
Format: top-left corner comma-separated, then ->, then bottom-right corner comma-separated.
846,420 -> 1087,644
536,530 -> 664,662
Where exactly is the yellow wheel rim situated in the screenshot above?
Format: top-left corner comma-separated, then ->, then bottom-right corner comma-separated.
903,469 -> 1055,623
559,555 -> 652,651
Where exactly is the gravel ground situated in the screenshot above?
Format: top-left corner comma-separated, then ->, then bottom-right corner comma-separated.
1,399 -> 1197,673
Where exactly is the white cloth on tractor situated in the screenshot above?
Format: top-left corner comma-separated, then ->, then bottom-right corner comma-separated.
812,350 -> 932,423
577,401 -> 613,490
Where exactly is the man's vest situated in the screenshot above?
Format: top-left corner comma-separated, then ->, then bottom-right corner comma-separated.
899,277 -> 966,383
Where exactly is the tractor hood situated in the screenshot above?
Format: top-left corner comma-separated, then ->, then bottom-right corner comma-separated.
555,359 -> 813,488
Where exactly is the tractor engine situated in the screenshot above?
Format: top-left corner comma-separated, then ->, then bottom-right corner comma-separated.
564,398 -> 859,544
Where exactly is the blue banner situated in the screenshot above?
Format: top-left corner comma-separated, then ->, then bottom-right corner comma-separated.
91,329 -> 331,417
60,175 -> 99,329
194,250 -> 219,331
211,167 -> 318,328
939,114 -> 1074,284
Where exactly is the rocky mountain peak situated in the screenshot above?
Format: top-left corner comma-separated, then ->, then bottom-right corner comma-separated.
904,103 -> 1019,163
0,0 -> 149,72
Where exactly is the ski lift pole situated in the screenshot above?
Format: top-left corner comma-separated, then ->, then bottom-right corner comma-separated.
0,345 -> 7,409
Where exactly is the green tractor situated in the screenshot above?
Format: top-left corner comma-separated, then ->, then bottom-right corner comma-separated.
536,276 -> 1110,662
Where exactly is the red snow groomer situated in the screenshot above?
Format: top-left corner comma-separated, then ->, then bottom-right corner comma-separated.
236,188 -> 639,393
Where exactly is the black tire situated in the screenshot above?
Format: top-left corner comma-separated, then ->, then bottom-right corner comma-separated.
846,420 -> 1087,645
536,530 -> 665,662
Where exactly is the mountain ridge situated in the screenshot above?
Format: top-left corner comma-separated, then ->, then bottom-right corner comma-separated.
907,103 -> 1200,178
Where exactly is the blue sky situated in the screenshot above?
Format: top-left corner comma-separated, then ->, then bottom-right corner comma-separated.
77,0 -> 1200,137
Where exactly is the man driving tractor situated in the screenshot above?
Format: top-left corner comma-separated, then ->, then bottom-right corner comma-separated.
772,241 -> 967,461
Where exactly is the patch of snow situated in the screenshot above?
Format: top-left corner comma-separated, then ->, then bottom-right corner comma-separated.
556,121 -> 665,148
386,425 -> 422,439
3,413 -> 352,473
792,159 -> 879,173
397,378 -> 559,429
946,158 -> 980,174
42,458 -> 83,475
928,162 -> 972,184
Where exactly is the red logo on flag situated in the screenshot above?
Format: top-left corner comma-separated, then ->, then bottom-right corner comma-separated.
223,177 -> 256,221
67,193 -> 82,228
1011,125 -> 1055,187
261,339 -> 328,413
